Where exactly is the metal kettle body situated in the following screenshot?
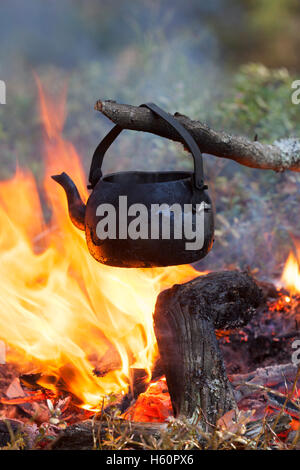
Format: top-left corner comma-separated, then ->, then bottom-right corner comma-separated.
52,103 -> 214,268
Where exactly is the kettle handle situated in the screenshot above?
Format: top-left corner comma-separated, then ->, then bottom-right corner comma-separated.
88,102 -> 205,190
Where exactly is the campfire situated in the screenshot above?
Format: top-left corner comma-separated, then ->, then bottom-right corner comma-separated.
0,83 -> 300,450
0,84 -> 201,418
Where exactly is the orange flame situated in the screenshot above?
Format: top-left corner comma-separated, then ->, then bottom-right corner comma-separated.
0,81 -> 200,410
281,243 -> 300,295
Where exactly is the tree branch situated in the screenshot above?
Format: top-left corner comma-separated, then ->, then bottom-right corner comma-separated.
95,100 -> 300,172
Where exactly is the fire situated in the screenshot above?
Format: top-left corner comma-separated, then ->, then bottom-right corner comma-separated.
281,244 -> 300,295
0,80 -> 199,410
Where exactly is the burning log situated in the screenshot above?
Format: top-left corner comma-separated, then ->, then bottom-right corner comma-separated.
48,271 -> 263,449
153,270 -> 262,429
95,100 -> 300,173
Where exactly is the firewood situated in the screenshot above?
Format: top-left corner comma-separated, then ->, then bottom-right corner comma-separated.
95,100 -> 300,172
51,419 -> 167,450
153,270 -> 262,429
50,413 -> 291,450
231,362 -> 300,401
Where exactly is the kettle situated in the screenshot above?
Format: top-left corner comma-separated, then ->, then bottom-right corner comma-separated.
52,103 -> 214,267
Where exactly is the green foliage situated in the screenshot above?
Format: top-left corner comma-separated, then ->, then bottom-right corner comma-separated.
0,61 -> 299,274
216,63 -> 299,141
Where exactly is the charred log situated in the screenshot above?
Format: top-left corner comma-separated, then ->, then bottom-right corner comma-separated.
51,413 -> 291,450
231,362 -> 300,401
51,419 -> 166,450
153,270 -> 262,429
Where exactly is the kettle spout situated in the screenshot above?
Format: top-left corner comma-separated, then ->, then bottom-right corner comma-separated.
51,172 -> 86,230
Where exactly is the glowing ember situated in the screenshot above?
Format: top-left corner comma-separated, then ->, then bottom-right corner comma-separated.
0,80 -> 200,411
123,377 -> 172,422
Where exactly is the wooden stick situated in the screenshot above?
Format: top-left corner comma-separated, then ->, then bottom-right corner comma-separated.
95,100 -> 300,172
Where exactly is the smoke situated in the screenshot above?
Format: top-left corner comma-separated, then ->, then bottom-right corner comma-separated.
0,0 -> 298,277
0,0 -> 221,71
0,0 -> 225,166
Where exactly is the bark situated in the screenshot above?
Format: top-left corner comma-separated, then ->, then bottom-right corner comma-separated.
153,270 -> 262,430
95,100 -> 300,172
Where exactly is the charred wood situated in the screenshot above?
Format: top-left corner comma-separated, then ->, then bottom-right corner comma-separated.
153,270 -> 262,429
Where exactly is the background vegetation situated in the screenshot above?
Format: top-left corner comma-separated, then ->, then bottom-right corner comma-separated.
0,0 -> 300,276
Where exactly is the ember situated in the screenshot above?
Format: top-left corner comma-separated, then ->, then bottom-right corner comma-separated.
123,377 -> 172,422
